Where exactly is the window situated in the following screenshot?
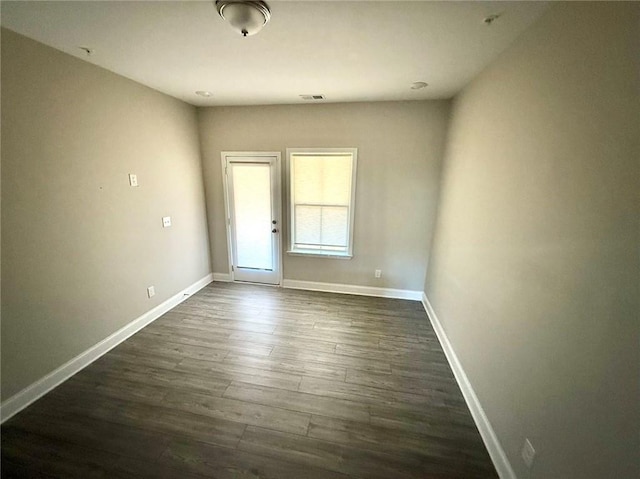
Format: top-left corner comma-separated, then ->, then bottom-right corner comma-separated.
287,148 -> 357,258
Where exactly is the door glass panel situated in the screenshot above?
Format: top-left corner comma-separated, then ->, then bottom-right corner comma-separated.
232,163 -> 273,270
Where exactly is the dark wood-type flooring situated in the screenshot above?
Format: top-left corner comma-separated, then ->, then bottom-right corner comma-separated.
1,282 -> 498,478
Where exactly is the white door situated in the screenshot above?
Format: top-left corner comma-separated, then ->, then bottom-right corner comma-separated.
222,152 -> 281,285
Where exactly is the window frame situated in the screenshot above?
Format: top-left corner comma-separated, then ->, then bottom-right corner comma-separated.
286,147 -> 358,259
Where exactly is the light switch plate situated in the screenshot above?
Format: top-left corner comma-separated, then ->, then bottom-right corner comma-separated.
162,216 -> 171,228
147,286 -> 155,298
128,174 -> 138,187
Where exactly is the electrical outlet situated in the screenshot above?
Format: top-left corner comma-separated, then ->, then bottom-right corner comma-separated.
147,286 -> 155,298
374,269 -> 382,278
128,174 -> 138,187
521,438 -> 536,468
162,216 -> 171,228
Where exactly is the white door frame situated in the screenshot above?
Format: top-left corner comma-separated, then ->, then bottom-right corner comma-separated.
221,151 -> 282,285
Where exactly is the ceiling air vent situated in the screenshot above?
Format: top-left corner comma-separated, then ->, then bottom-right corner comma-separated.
300,94 -> 326,101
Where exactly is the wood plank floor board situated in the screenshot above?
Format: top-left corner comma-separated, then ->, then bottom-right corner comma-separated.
307,414 -> 479,459
255,312 -> 319,326
88,361 -> 232,399
378,336 -> 444,353
136,326 -> 274,357
5,408 -> 172,462
180,315 -> 278,334
369,402 -> 488,442
298,375 -> 449,409
238,425 -> 461,479
36,388 -> 248,451
272,324 -> 383,349
224,352 -> 347,381
150,315 -> 244,338
0,459 -> 59,479
223,382 -> 371,423
97,373 -> 229,403
169,306 -> 320,328
178,297 -> 263,314
116,335 -> 231,363
270,345 -> 394,374
160,437 -> 352,479
391,360 -> 457,380
335,342 -> 439,364
1,427 -> 122,479
335,327 -> 428,342
345,368 -> 461,396
162,389 -> 311,436
94,375 -> 181,404
1,282 -> 498,478
108,455 -> 213,479
349,317 -> 430,328
228,330 -> 338,353
176,356 -> 303,391
91,346 -> 185,371
306,414 -> 498,478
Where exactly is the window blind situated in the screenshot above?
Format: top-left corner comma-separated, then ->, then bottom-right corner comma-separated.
291,153 -> 354,254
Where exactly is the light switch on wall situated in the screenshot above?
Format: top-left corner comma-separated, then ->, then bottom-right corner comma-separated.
128,174 -> 138,187
162,216 -> 171,228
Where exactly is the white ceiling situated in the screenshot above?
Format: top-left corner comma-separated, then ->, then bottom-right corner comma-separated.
1,1 -> 549,106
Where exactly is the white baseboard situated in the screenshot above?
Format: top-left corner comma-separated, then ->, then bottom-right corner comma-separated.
421,293 -> 516,479
282,279 -> 422,301
213,272 -> 232,282
0,273 -> 214,424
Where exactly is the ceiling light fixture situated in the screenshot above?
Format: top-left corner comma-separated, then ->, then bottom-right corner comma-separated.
411,82 -> 428,90
195,91 -> 213,97
215,1 -> 271,37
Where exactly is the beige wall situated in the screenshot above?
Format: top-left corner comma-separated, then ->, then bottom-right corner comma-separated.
1,29 -> 211,400
425,3 -> 639,478
198,101 -> 449,290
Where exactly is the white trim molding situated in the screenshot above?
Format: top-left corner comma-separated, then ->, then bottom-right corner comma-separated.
0,273 -> 214,424
282,279 -> 422,301
421,292 -> 516,479
212,272 -> 233,282
220,151 -> 283,286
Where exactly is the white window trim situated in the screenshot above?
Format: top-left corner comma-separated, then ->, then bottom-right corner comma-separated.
286,147 -> 357,259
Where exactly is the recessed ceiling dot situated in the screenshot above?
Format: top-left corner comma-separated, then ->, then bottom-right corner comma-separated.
483,14 -> 501,25
410,82 -> 428,90
195,91 -> 213,97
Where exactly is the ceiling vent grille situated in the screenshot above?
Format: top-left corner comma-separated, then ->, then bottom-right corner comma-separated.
300,94 -> 326,101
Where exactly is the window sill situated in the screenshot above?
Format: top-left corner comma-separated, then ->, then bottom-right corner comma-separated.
286,250 -> 353,260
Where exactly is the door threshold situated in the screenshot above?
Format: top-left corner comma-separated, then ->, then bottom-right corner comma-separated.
232,280 -> 281,288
